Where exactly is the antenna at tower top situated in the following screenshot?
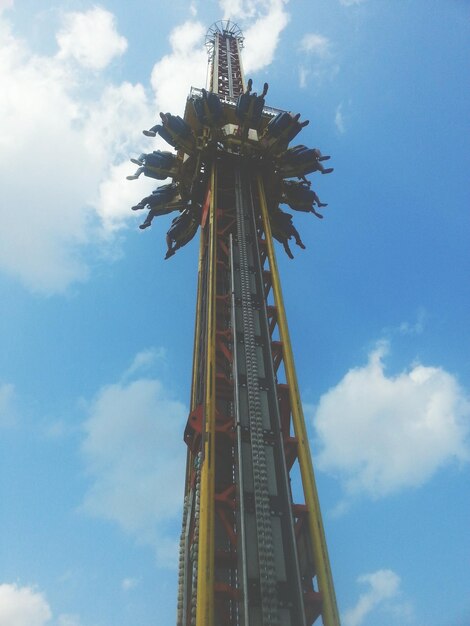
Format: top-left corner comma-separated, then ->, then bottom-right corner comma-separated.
205,20 -> 244,57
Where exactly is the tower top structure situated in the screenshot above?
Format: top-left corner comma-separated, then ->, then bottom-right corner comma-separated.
205,20 -> 244,54
205,20 -> 245,98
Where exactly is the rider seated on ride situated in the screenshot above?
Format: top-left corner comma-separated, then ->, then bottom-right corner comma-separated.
235,79 -> 269,129
165,203 -> 202,259
132,183 -> 180,211
260,112 -> 309,152
269,206 -> 306,260
131,183 -> 185,230
282,179 -> 327,219
192,89 -> 224,127
143,113 -> 196,154
126,151 -> 178,180
277,145 -> 333,178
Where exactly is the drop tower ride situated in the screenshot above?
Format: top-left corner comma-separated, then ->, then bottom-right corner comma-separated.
176,22 -> 339,626
128,20 -> 340,626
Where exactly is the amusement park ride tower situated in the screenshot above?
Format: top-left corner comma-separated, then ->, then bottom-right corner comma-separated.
128,20 -> 339,626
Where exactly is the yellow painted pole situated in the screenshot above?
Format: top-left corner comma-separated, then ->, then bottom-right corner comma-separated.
196,164 -> 217,626
190,227 -> 205,411
258,176 -> 341,626
184,221 -> 207,494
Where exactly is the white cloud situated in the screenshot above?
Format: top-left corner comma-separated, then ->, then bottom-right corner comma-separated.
297,32 -> 338,86
343,570 -> 403,626
237,1 -> 290,74
340,0 -> 367,6
313,341 -> 470,498
0,584 -> 51,626
381,310 -> 428,339
150,20 -> 207,116
219,0 -> 260,20
299,66 -> 308,89
0,383 -> 16,427
398,309 -> 426,336
0,0 -> 13,13
0,19 -> 94,291
0,9 -> 156,293
82,81 -> 152,165
43,420 -> 69,441
122,348 -> 167,380
56,615 -> 83,626
95,160 -> 155,233
56,7 -> 127,71
0,584 -> 86,626
121,578 -> 139,591
335,103 -> 345,133
82,367 -> 187,568
300,33 -> 330,57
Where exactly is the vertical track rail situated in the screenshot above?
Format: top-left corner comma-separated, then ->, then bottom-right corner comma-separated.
235,166 -> 279,626
230,234 -> 250,626
257,176 -> 340,626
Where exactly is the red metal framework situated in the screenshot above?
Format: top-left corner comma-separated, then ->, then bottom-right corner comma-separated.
206,21 -> 245,97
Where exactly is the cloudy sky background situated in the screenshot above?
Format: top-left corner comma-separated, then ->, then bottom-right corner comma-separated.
1,1 -> 469,625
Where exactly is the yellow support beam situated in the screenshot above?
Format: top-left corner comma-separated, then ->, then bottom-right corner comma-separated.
184,217 -> 207,496
190,223 -> 206,411
257,176 -> 341,626
196,164 -> 217,626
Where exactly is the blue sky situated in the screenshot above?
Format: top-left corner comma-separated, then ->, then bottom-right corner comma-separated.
1,1 -> 469,625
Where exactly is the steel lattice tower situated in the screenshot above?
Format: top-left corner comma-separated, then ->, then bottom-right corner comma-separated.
128,20 -> 339,626
175,22 -> 339,626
